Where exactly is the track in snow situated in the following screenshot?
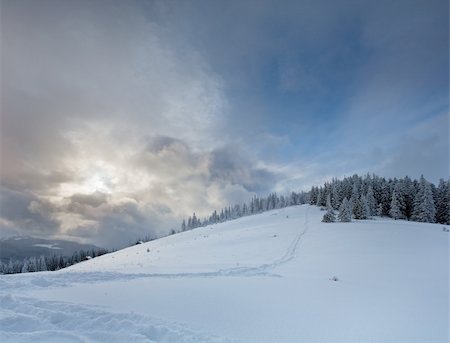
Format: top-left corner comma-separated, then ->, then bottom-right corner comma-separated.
0,208 -> 310,342
74,207 -> 309,280
0,208 -> 310,296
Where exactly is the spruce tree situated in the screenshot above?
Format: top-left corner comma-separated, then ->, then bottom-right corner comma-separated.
354,195 -> 369,219
309,187 -> 318,205
316,188 -> 325,207
379,183 -> 391,216
412,176 -> 436,223
377,203 -> 383,217
21,259 -> 29,273
331,184 -> 341,210
38,256 -> 47,271
322,194 -> 336,222
350,183 -> 359,216
338,198 -> 352,222
366,185 -> 376,216
389,189 -> 401,220
400,176 -> 415,219
435,179 -> 449,224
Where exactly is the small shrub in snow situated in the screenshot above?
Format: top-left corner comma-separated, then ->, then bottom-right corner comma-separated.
330,276 -> 339,282
322,211 -> 335,222
443,227 -> 449,232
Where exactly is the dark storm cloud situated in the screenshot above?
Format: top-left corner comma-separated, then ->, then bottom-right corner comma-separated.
0,187 -> 59,237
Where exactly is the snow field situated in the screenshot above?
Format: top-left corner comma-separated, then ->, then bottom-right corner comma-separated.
1,205 -> 448,342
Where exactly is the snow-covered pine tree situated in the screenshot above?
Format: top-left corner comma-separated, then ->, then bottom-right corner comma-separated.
379,183 -> 391,216
331,183 -> 341,210
242,203 -> 249,216
322,194 -> 336,222
7,261 -> 14,274
338,197 -> 352,222
389,189 -> 401,220
309,187 -> 318,205
354,195 -> 369,219
192,213 -> 199,227
412,176 -> 436,223
362,195 -> 370,219
279,195 -> 286,208
391,183 -> 406,219
21,259 -> 29,273
435,178 -> 449,224
38,256 -> 47,271
28,257 -> 37,272
421,180 -> 436,223
366,185 -> 377,216
400,176 -> 415,219
316,188 -> 324,207
289,192 -> 297,206
412,181 -> 423,220
377,203 -> 383,217
350,183 -> 359,217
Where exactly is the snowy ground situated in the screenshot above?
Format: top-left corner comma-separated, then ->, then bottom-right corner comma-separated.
0,205 -> 448,342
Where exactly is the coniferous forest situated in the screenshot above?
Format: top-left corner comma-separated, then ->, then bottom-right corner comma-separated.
182,174 -> 449,230
0,247 -> 109,275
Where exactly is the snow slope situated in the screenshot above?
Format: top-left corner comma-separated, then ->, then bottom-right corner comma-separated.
0,205 -> 448,342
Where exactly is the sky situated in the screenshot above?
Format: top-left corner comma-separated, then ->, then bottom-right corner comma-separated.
1,0 -> 448,248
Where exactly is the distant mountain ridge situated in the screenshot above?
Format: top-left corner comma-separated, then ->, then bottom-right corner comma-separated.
0,236 -> 102,263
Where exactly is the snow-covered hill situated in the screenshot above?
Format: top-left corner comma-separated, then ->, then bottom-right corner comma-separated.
0,205 -> 448,342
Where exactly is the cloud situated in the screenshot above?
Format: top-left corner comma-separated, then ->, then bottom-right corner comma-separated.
375,113 -> 449,183
0,0 -> 239,247
0,117 -> 279,248
208,147 -> 276,193
1,0 -> 226,158
0,187 -> 59,238
67,192 -> 109,210
1,0 -> 446,247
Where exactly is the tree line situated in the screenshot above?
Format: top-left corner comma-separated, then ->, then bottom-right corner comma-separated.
0,247 -> 109,275
314,174 -> 449,224
0,234 -> 160,275
182,173 -> 449,230
181,191 -> 309,231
